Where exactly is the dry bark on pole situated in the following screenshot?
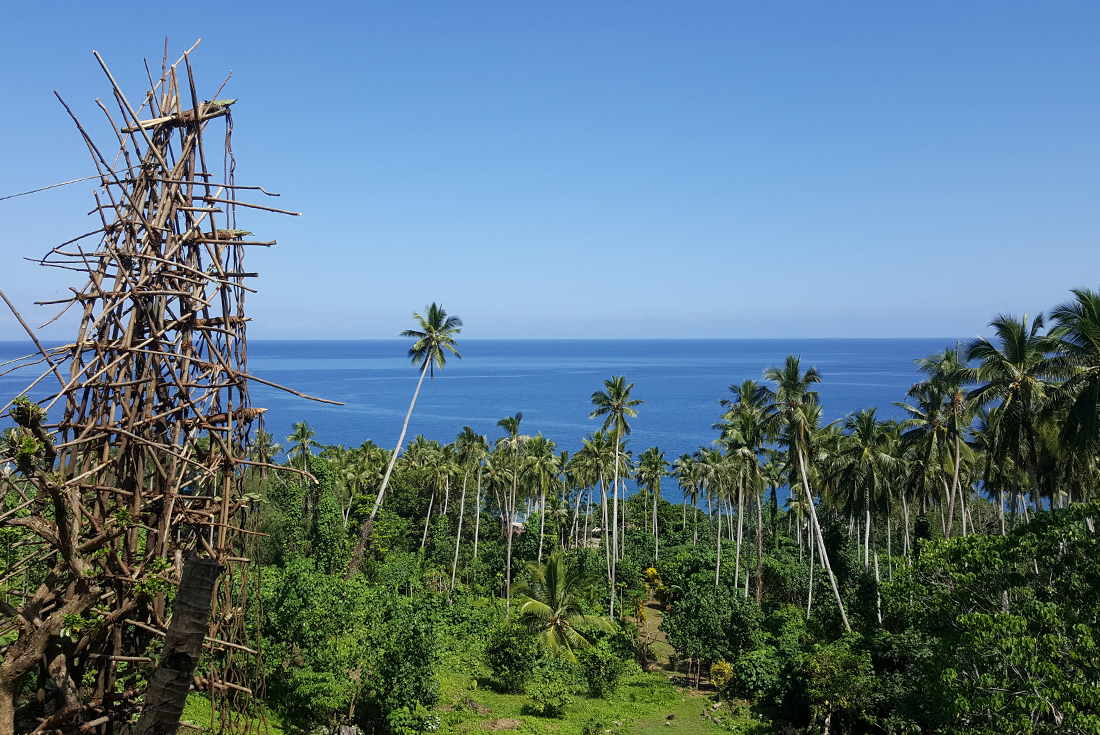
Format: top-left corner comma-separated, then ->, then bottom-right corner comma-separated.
0,42 -> 331,735
133,557 -> 220,735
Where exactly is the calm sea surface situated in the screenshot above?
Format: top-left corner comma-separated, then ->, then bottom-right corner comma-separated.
0,339 -> 956,502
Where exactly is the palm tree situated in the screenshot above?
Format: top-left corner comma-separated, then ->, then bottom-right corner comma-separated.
762,355 -> 851,632
716,379 -> 770,601
965,313 -> 1056,527
672,453 -> 695,535
914,347 -> 974,538
637,447 -> 669,562
510,551 -> 614,660
526,433 -> 559,564
347,303 -> 462,578
833,408 -> 895,569
590,376 -> 643,618
1050,288 -> 1100,467
247,429 -> 281,479
285,421 -> 321,470
452,426 -> 488,592
497,412 -> 528,615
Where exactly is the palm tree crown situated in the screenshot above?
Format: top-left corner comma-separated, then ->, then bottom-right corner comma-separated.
403,302 -> 463,378
510,551 -> 614,660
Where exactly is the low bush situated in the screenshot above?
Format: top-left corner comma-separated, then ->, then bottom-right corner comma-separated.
578,643 -> 626,699
484,621 -> 537,693
526,677 -> 573,718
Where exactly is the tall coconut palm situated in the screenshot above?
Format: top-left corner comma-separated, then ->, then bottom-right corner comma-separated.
1050,288 -> 1100,466
762,355 -> 851,632
637,447 -> 669,562
589,376 -> 643,618
497,412 -> 528,615
285,421 -> 321,470
914,347 -> 974,538
247,429 -> 282,479
452,426 -> 488,591
347,303 -> 462,578
833,408 -> 896,569
510,551 -> 615,660
526,433 -> 559,564
965,313 -> 1056,527
672,453 -> 695,534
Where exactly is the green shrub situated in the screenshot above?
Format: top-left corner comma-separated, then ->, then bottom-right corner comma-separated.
577,643 -> 626,699
710,659 -> 734,694
731,647 -> 780,699
526,677 -> 573,718
484,621 -> 537,693
579,711 -> 607,735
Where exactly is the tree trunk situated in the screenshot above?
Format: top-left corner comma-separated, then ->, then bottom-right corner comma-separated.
714,493 -> 722,588
798,450 -> 851,632
735,477 -> 744,592
537,487 -> 546,564
451,470 -> 468,592
473,468 -> 483,559
864,489 -> 871,569
611,440 -> 621,617
653,483 -> 660,562
421,491 -> 435,549
755,478 -> 764,603
807,520 -> 814,618
505,447 -> 519,616
134,557 -> 220,735
347,360 -> 430,579
945,432 -> 962,538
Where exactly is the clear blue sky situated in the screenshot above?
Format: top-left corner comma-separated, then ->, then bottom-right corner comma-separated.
1,3 -> 1097,340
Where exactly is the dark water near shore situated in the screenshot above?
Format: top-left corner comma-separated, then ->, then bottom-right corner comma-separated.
0,338 -> 956,503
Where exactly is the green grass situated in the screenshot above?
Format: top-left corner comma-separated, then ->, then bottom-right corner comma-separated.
435,669 -> 770,735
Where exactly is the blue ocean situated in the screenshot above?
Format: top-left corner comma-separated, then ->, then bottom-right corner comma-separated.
0,339 -> 956,503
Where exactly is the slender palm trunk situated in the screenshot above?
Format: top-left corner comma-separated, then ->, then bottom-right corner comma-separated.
755,476 -> 764,603
873,534 -> 883,624
473,468 -> 482,559
584,486 -> 592,549
902,494 -> 912,559
421,491 -> 435,549
807,520 -> 814,618
600,475 -> 609,578
887,516 -> 893,581
653,484 -> 660,562
451,469 -> 469,591
682,493 -> 688,531
945,432 -> 962,538
570,482 -> 581,548
799,449 -> 851,632
735,477 -> 744,591
714,493 -> 722,588
692,493 -> 699,547
864,489 -> 871,569
537,487 -> 546,564
347,360 -> 430,579
505,448 -> 518,616
611,439 -> 621,617
443,476 -> 450,516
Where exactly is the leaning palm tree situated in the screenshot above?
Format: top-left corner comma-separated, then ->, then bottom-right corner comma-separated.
346,303 -> 462,579
589,376 -> 643,618
762,355 -> 851,632
511,551 -> 615,660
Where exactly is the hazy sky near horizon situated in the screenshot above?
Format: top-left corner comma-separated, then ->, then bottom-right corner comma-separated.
0,3 -> 1097,340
